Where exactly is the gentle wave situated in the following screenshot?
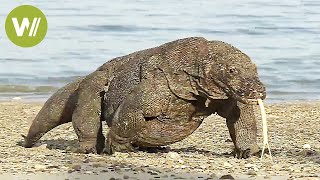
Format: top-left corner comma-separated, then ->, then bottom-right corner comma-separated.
0,85 -> 59,93
68,25 -> 184,33
1,0 -> 320,103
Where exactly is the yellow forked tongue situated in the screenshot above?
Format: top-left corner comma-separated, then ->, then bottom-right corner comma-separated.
257,99 -> 272,161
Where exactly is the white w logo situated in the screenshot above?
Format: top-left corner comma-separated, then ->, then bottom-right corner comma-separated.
11,17 -> 41,37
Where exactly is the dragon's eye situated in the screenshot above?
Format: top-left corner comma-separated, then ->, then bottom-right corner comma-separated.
229,67 -> 236,73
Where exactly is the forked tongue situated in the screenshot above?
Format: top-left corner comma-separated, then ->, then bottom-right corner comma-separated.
257,99 -> 272,161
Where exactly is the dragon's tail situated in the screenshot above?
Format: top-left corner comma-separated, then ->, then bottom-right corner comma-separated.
23,79 -> 82,148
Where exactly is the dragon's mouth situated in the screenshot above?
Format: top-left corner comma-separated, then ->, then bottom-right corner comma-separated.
205,79 -> 265,104
223,84 -> 265,104
244,99 -> 259,105
232,91 -> 265,105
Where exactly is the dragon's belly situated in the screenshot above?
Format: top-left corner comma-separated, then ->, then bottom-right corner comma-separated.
134,98 -> 208,147
134,118 -> 203,147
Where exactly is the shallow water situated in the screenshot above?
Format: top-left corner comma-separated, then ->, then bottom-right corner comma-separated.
0,0 -> 320,103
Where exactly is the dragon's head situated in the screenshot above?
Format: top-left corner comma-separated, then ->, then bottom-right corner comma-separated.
203,41 -> 266,104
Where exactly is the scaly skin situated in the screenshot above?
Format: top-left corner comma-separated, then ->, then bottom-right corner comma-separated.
215,99 -> 259,158
23,37 -> 163,153
24,37 -> 266,158
23,78 -> 82,148
104,37 -> 266,158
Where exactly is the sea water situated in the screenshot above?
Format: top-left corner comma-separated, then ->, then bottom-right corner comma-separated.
0,0 -> 319,103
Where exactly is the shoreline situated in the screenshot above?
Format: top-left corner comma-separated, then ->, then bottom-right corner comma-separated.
2,96 -> 320,105
2,90 -> 319,105
0,101 -> 319,179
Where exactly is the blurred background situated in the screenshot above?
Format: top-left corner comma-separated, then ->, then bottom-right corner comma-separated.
0,0 -> 319,103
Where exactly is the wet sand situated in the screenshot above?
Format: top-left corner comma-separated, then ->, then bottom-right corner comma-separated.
0,101 -> 319,180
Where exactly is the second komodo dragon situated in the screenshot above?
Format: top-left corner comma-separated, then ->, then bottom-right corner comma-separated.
23,37 -> 266,159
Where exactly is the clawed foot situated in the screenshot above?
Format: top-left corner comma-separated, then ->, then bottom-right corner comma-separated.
104,141 -> 137,154
233,145 -> 260,159
76,134 -> 105,154
233,148 -> 252,159
77,141 -> 98,154
77,139 -> 105,154
104,132 -> 136,155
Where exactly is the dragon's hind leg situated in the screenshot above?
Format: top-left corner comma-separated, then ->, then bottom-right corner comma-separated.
104,130 -> 137,154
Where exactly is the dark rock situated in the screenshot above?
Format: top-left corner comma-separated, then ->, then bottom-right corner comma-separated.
67,170 -> 74,174
219,174 -> 235,179
47,165 -> 59,169
71,164 -> 81,171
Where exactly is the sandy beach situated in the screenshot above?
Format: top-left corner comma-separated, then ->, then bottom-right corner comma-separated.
0,101 -> 319,180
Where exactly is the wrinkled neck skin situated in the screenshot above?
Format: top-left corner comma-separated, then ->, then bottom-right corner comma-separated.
189,75 -> 229,101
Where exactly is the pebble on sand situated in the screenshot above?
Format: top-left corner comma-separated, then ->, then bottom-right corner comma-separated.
166,152 -> 181,160
303,144 -> 311,149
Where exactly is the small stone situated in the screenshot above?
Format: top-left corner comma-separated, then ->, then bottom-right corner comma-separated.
83,158 -> 90,163
247,170 -> 257,175
294,169 -> 300,173
245,163 -> 255,168
166,152 -> 181,160
133,167 -> 145,172
34,164 -> 46,171
67,170 -> 74,173
114,166 -> 121,171
47,165 -> 59,169
223,162 -> 232,168
200,165 -> 206,169
123,175 -> 129,179
101,169 -> 108,172
210,173 -> 218,178
303,144 -> 311,149
220,174 -> 235,179
271,164 -> 281,171
71,164 -> 81,171
148,167 -> 162,173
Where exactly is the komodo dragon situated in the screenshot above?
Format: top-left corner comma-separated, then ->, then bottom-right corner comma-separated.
23,37 -> 266,158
